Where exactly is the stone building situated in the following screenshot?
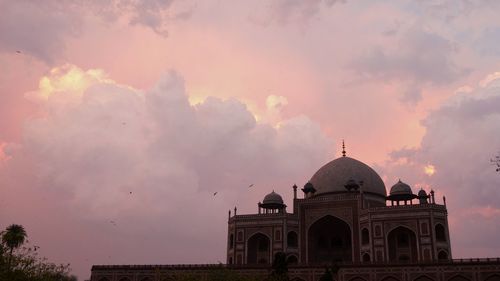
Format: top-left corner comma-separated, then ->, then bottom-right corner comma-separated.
227,151 -> 451,266
90,148 -> 500,281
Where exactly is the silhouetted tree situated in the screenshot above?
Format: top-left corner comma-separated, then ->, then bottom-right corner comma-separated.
0,224 -> 76,281
268,252 -> 289,281
492,153 -> 500,172
318,267 -> 334,281
1,224 -> 27,272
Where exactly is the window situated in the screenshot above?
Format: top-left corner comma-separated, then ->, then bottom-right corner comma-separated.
375,225 -> 382,237
361,228 -> 370,245
435,224 -> 446,242
421,222 -> 429,235
229,234 -> 234,249
237,254 -> 242,264
275,230 -> 282,241
237,231 -> 243,242
287,231 -> 298,248
423,248 -> 431,261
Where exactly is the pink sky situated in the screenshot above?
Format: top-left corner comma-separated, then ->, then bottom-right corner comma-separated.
1,1 -> 500,280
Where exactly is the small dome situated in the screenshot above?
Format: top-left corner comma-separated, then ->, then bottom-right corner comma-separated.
418,189 -> 427,197
390,180 -> 413,195
263,191 -> 284,205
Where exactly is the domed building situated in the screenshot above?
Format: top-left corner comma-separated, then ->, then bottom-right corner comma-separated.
227,152 -> 451,266
91,145 -> 500,281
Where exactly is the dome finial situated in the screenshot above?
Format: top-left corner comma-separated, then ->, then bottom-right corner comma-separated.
342,140 -> 346,157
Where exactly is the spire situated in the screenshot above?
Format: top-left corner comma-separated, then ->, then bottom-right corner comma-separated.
342,140 -> 346,157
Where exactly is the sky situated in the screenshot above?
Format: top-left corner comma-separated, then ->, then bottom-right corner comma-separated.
1,0 -> 500,279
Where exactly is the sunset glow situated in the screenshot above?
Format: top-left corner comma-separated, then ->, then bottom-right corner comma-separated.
1,1 -> 500,279
424,164 -> 436,176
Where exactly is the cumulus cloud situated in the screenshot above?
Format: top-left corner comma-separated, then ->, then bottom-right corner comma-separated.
382,71 -> 500,257
351,27 -> 469,104
0,65 -> 332,278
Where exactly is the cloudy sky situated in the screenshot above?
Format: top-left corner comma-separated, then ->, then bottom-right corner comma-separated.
1,0 -> 500,279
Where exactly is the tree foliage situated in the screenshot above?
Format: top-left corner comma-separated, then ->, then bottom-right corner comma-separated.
0,224 -> 77,281
492,153 -> 500,172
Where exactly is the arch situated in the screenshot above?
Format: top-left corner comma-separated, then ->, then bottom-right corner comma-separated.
413,275 -> 434,281
438,250 -> 448,260
362,253 -> 370,262
308,215 -> 352,263
387,226 -> 418,262
349,278 -> 367,281
287,231 -> 298,248
361,228 -> 370,245
287,254 -> 298,264
247,232 -> 270,264
380,277 -> 400,281
229,233 -> 234,249
485,274 -> 500,281
448,275 -> 470,281
435,224 -> 446,242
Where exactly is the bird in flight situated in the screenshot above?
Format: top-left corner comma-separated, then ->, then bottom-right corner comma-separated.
129,191 -> 132,194
213,192 -> 218,196
248,184 -> 254,188
16,50 -> 21,54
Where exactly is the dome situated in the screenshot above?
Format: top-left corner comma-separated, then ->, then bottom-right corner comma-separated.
262,191 -> 284,205
387,180 -> 417,201
390,180 -> 413,195
418,189 -> 427,197
309,156 -> 387,197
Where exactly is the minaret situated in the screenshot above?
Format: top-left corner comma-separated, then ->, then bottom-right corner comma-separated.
342,139 -> 346,157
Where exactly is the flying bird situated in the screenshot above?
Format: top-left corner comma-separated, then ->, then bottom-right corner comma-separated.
16,50 -> 21,54
129,191 -> 132,194
213,192 -> 218,196
248,184 -> 254,188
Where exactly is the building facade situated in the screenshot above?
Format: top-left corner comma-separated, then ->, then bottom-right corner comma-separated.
228,154 -> 451,266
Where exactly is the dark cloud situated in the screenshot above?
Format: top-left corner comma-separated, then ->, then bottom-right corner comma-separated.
253,0 -> 345,26
351,27 -> 469,105
0,0 -> 192,63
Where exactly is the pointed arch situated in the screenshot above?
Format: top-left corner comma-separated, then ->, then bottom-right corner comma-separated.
413,275 -> 434,281
485,274 -> 500,281
387,226 -> 418,262
307,215 -> 352,263
447,275 -> 470,281
247,232 -> 271,264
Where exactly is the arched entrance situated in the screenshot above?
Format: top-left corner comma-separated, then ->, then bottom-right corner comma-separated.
388,226 -> 418,262
247,233 -> 270,264
308,215 -> 352,263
